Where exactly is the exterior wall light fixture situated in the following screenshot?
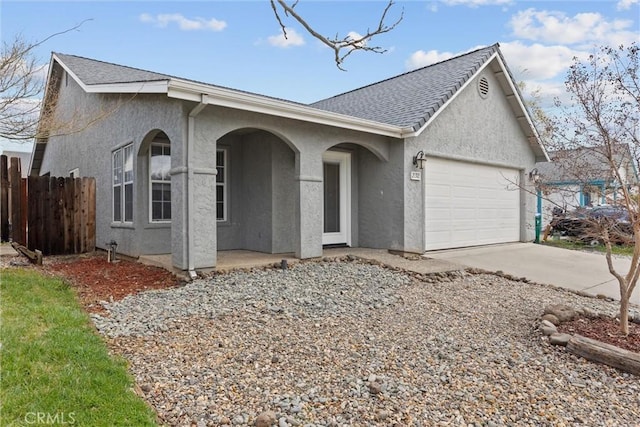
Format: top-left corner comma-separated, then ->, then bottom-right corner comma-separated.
529,168 -> 540,184
413,150 -> 427,169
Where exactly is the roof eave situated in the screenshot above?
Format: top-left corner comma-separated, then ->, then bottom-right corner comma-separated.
167,79 -> 408,139
83,81 -> 169,93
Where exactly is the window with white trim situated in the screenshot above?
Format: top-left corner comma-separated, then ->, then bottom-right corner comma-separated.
216,149 -> 227,221
150,143 -> 171,222
113,144 -> 133,222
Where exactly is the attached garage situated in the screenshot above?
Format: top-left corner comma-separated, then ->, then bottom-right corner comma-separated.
424,157 -> 521,251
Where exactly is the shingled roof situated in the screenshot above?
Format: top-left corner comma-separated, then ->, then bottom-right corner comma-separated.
54,53 -> 171,85
310,44 -> 499,131
47,43 -> 539,145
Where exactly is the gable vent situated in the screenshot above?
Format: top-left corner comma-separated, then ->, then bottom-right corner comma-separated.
478,76 -> 489,98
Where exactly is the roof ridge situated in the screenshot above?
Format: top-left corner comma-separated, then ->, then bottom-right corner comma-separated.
311,43 -> 498,104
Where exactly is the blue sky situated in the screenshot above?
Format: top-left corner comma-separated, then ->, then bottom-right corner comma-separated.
1,0 -> 639,153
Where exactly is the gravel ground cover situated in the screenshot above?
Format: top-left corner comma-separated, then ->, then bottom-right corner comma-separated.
93,260 -> 640,427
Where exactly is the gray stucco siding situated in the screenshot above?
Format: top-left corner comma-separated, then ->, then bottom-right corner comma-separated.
405,69 -> 538,247
40,70 -> 186,258
416,69 -> 536,167
357,143 -> 405,250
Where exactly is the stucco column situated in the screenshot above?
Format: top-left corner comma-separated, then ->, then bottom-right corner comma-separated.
190,115 -> 218,269
295,150 -> 323,259
171,166 -> 188,270
173,105 -> 217,271
171,162 -> 218,271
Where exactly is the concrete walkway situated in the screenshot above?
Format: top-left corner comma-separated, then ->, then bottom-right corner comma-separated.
428,243 -> 640,305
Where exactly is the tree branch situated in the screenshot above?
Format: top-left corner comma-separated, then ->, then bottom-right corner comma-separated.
0,20 -> 92,141
270,0 -> 402,70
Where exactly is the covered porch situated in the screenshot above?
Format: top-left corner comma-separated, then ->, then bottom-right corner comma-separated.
170,106 -> 402,273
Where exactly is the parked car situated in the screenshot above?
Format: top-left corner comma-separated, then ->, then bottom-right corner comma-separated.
550,205 -> 634,245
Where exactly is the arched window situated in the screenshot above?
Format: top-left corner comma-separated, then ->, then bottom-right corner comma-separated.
149,133 -> 171,222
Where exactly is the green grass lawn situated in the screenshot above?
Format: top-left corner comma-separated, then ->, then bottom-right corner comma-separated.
541,237 -> 635,257
0,268 -> 158,427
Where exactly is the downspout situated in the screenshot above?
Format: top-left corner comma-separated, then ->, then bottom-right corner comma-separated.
187,95 -> 208,279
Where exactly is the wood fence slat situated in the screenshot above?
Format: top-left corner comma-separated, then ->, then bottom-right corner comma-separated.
53,178 -> 65,254
9,158 -> 25,245
86,177 -> 96,251
27,176 -> 37,250
80,177 -> 88,253
20,178 -> 27,244
39,177 -> 49,254
1,155 -> 9,241
73,178 -> 81,254
63,177 -> 72,253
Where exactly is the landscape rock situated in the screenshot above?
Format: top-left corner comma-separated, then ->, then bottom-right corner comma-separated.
544,304 -> 577,322
541,325 -> 557,336
541,313 -> 560,325
255,411 -> 277,427
549,333 -> 573,346
95,262 -> 637,426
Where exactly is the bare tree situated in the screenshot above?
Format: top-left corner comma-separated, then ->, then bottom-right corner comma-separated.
545,43 -> 639,335
270,0 -> 403,70
0,23 -> 89,142
0,35 -> 46,141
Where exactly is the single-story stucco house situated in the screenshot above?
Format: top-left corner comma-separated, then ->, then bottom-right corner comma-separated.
30,43 -> 548,273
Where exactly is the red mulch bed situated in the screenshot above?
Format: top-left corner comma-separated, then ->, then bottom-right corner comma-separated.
42,253 -> 183,314
557,316 -> 640,353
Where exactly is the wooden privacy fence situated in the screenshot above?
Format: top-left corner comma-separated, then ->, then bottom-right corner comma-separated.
1,155 -> 96,255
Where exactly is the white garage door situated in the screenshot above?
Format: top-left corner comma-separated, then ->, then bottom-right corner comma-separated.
425,158 -> 520,251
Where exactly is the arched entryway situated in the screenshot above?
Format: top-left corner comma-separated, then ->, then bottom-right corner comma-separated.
216,128 -> 297,254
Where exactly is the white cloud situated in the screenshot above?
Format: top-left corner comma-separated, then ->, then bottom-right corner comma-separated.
405,45 -> 485,70
405,50 -> 455,69
617,0 -> 639,10
139,13 -> 227,31
509,8 -> 636,46
500,41 -> 581,81
441,0 -> 512,7
267,27 -> 305,48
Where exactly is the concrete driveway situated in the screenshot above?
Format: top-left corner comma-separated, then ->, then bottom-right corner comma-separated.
428,243 -> 640,306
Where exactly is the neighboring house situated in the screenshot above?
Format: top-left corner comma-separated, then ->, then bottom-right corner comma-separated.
1,150 -> 32,178
31,43 -> 547,273
535,145 -> 639,225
